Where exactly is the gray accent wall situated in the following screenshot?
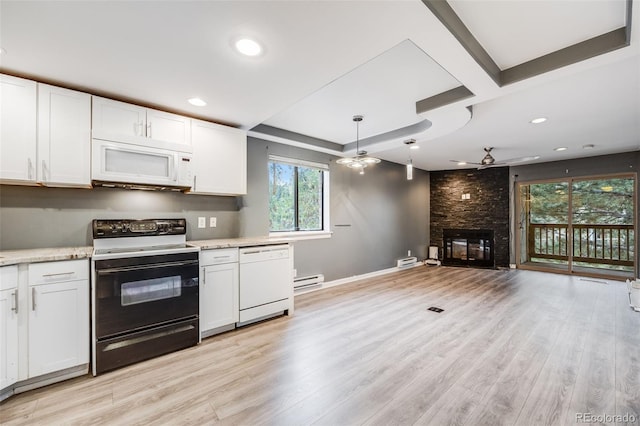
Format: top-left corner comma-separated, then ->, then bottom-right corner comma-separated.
1,137 -> 431,284
0,185 -> 240,250
240,137 -> 430,282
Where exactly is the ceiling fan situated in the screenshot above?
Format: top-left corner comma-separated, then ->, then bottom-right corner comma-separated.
451,147 -> 540,169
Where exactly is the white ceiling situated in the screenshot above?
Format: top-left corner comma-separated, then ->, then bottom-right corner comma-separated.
1,0 -> 638,171
449,0 -> 628,69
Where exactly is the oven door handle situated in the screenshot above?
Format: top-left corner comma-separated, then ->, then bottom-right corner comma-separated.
97,259 -> 198,275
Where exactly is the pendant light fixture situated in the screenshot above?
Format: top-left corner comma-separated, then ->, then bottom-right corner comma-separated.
404,139 -> 416,180
337,115 -> 380,174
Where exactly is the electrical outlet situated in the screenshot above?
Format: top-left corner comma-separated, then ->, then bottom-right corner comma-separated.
293,269 -> 297,278
408,250 -> 411,257
198,217 -> 206,228
210,217 -> 217,227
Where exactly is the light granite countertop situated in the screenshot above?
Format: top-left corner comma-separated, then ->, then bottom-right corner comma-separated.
188,236 -> 296,250
0,237 -> 294,267
0,246 -> 94,267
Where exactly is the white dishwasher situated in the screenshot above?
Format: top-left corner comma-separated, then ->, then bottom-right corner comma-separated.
238,244 -> 292,325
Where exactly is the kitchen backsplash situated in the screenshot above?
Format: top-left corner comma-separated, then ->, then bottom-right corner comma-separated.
0,185 -> 240,250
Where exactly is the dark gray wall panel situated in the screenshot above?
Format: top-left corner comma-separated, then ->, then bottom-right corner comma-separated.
509,152 -> 639,182
241,137 -> 430,282
0,185 -> 239,250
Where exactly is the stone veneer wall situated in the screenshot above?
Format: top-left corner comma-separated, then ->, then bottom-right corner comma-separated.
430,167 -> 510,267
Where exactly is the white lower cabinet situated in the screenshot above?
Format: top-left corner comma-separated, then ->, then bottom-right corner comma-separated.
1,259 -> 89,401
200,249 -> 239,337
28,279 -> 89,377
0,266 -> 19,392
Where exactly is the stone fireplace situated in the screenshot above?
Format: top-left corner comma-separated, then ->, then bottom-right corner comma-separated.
430,167 -> 509,268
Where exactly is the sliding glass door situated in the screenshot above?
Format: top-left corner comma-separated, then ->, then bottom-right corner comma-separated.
517,174 -> 635,278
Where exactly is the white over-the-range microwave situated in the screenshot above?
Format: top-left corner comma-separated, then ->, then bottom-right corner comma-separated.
91,139 -> 193,190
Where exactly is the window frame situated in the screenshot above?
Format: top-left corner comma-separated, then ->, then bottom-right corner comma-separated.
268,155 -> 331,240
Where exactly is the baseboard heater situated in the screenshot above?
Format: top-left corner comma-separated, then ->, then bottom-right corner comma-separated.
397,257 -> 418,268
294,274 -> 325,290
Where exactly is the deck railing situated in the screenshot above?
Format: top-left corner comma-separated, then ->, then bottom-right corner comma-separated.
528,223 -> 634,266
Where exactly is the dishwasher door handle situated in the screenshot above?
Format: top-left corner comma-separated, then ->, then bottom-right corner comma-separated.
241,249 -> 263,255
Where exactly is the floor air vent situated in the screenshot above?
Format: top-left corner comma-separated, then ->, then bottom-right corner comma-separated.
427,307 -> 444,313
294,274 -> 325,290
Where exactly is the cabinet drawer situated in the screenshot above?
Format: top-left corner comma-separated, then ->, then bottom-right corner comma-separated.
0,265 -> 18,291
29,259 -> 89,285
200,248 -> 238,266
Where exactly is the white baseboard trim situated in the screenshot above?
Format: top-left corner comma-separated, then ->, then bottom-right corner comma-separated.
294,262 -> 423,295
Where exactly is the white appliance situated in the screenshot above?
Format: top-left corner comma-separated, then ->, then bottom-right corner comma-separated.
91,139 -> 193,189
627,279 -> 640,312
238,245 -> 292,325
425,246 -> 441,266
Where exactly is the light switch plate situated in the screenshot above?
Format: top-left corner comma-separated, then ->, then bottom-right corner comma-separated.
198,217 -> 206,228
210,217 -> 217,227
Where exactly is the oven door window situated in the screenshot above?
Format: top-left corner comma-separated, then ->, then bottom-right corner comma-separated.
121,276 -> 182,306
94,253 -> 199,339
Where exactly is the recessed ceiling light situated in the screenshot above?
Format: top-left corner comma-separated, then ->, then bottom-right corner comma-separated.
235,38 -> 262,57
530,117 -> 547,124
409,145 -> 420,150
457,161 -> 467,166
554,147 -> 567,151
583,144 -> 595,149
188,98 -> 207,107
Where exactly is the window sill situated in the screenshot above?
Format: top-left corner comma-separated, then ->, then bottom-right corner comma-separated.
268,231 -> 333,241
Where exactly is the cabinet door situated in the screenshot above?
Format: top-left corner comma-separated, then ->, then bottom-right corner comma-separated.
91,96 -> 146,141
189,119 -> 247,195
28,280 -> 89,378
37,84 -> 91,187
0,74 -> 37,183
145,108 -> 191,148
0,288 -> 19,390
200,262 -> 239,332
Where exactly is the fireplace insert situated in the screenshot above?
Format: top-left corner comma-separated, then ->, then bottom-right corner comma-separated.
443,229 -> 495,268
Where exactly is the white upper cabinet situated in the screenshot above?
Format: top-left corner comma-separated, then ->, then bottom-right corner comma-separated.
91,96 -> 146,140
189,119 -> 247,196
145,108 -> 191,147
0,75 -> 91,188
92,96 -> 191,151
37,84 -> 91,187
0,75 -> 37,183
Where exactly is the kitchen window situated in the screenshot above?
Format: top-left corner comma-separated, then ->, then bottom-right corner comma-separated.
268,155 -> 330,237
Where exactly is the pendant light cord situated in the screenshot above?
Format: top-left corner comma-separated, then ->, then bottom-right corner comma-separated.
356,119 -> 360,156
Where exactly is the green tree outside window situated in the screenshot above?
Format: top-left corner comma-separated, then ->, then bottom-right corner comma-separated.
269,160 -> 324,232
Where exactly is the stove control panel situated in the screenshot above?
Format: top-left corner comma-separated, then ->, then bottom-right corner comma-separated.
93,219 -> 187,238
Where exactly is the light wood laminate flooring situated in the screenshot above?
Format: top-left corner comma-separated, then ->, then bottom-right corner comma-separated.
1,266 -> 639,425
